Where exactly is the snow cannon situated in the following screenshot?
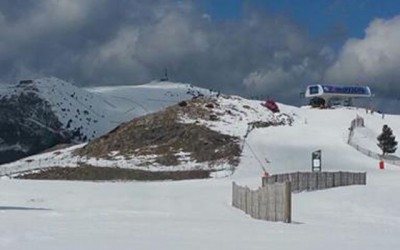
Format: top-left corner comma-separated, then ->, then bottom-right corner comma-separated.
262,99 -> 280,113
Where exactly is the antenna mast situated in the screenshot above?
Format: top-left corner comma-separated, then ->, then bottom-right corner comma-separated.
160,68 -> 169,82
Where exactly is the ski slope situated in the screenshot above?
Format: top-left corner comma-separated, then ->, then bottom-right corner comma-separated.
86,81 -> 213,120
1,99 -> 400,249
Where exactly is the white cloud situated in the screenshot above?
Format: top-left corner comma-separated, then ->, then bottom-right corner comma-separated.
324,15 -> 400,94
80,27 -> 150,84
0,0 -> 330,103
79,4 -> 212,83
136,10 -> 211,63
0,0 -> 93,59
243,57 -> 320,95
97,27 -> 140,63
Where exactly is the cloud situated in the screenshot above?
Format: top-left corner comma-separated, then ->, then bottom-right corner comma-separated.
0,0 -> 332,103
324,15 -> 400,97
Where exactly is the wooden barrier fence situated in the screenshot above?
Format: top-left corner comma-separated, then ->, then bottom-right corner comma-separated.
232,182 -> 291,223
262,172 -> 366,192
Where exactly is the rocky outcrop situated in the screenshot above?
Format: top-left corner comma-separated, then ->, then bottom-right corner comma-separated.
0,90 -> 71,164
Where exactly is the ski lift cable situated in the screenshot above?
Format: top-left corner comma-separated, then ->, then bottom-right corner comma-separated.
244,140 -> 268,173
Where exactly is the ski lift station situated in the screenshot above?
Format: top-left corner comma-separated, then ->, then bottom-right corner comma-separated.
305,84 -> 372,107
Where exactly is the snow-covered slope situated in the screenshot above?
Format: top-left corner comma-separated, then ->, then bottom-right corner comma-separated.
16,77 -> 213,140
86,81 -> 213,122
0,94 -> 292,176
0,77 -> 212,163
1,104 -> 400,249
237,105 -> 394,181
2,94 -> 399,177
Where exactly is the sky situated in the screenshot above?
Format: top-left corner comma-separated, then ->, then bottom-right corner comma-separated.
0,0 -> 400,106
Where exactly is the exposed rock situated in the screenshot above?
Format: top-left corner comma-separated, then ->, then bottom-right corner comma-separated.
178,100 -> 188,107
248,121 -> 274,129
205,103 -> 214,109
209,114 -> 218,121
0,91 -> 71,164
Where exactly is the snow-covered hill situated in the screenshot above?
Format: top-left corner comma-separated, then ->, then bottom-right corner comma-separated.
0,94 -> 293,177
2,87 -> 399,178
18,77 -> 213,139
0,77 -> 212,163
1,101 -> 400,249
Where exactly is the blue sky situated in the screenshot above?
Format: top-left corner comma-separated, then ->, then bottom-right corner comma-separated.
200,0 -> 400,39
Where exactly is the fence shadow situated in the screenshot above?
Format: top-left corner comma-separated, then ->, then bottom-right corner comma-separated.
0,206 -> 51,211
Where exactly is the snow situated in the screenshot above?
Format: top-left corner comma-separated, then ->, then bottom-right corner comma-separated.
351,112 -> 400,157
86,81 -> 214,125
0,93 -> 291,174
0,144 -> 85,177
180,95 -> 290,137
1,173 -> 400,249
1,78 -> 213,142
1,84 -> 400,249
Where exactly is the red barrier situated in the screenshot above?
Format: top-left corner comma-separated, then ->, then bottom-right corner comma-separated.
379,160 -> 384,170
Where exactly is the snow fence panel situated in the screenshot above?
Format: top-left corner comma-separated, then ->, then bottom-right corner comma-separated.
317,172 -> 327,190
308,172 -> 318,190
245,187 -> 252,214
266,184 -> 276,221
259,186 -> 269,221
333,172 -> 342,187
232,182 -> 291,223
348,172 -> 354,186
251,189 -> 261,220
262,171 -> 366,192
326,172 -> 334,188
289,172 -> 300,192
298,172 -> 309,191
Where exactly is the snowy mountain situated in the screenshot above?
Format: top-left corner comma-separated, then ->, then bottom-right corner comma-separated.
1,97 -> 400,249
0,93 -> 293,178
0,77 -> 211,164
2,78 -> 399,180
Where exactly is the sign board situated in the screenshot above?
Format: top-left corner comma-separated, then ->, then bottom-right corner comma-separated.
322,85 -> 370,95
312,150 -> 322,172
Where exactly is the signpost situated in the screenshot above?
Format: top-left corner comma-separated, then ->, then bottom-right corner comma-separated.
312,150 -> 322,172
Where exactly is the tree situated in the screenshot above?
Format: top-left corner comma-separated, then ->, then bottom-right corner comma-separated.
377,124 -> 398,155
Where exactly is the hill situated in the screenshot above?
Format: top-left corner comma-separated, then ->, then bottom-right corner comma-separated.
0,77 -> 211,163
1,94 -> 293,179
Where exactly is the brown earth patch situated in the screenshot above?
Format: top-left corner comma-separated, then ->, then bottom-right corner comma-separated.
75,96 -> 241,168
15,165 -> 211,181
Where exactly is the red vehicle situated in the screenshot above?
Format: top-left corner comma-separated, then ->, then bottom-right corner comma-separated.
262,99 -> 280,113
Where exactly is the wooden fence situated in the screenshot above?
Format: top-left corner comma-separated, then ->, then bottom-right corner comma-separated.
262,172 -> 366,192
348,117 -> 400,166
232,182 -> 291,223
